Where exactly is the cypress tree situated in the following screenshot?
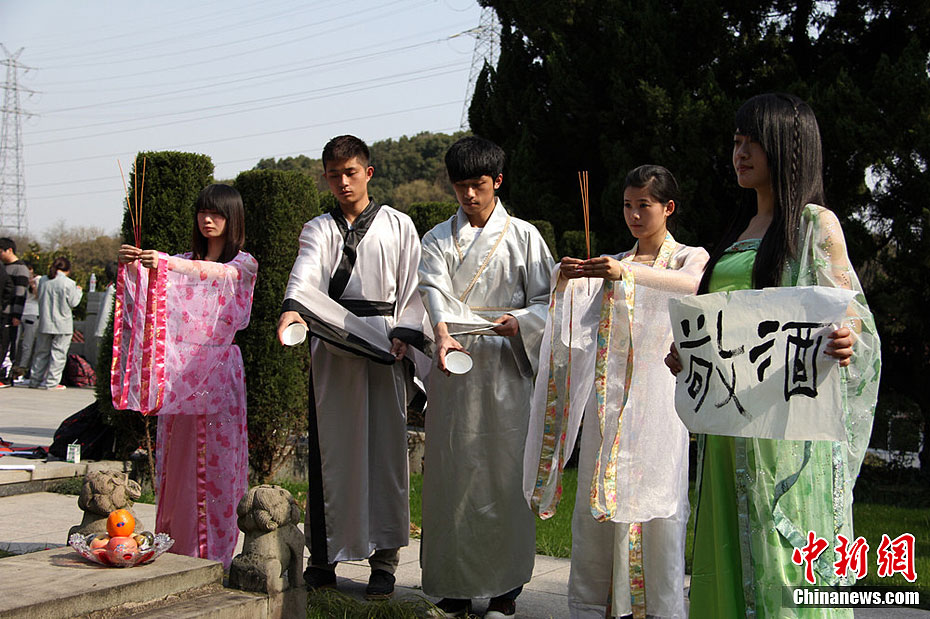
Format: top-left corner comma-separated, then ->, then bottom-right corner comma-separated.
235,169 -> 320,482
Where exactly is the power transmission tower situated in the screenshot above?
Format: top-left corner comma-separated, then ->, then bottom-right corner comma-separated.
0,44 -> 34,235
459,7 -> 500,130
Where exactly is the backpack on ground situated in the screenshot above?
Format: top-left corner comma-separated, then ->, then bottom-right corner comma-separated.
64,353 -> 96,387
49,402 -> 115,461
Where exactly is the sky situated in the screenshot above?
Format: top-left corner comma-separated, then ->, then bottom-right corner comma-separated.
0,0 -> 484,239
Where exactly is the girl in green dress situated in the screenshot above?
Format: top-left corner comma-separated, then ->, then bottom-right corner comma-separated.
666,93 -> 881,617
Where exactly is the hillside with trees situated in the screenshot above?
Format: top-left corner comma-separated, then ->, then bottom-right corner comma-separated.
254,130 -> 467,211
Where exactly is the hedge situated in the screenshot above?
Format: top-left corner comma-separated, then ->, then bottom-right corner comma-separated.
559,229 -> 601,260
407,201 -> 458,237
235,169 -> 320,482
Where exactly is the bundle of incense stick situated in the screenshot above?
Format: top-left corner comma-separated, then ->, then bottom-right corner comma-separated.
578,170 -> 590,259
118,157 -> 147,248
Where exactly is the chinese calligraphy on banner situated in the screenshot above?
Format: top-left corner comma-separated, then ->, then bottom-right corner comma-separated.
668,286 -> 857,441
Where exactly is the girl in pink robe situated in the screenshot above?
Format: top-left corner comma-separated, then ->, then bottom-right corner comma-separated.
115,184 -> 257,568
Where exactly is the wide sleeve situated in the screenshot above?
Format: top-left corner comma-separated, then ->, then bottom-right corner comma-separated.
508,224 -> 556,375
626,245 -> 709,293
390,215 -> 429,347
418,227 -> 471,327
283,218 -> 331,313
795,205 -> 880,481
163,251 -> 257,332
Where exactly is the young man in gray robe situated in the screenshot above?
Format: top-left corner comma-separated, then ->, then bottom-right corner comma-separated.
418,136 -> 554,618
277,135 -> 427,599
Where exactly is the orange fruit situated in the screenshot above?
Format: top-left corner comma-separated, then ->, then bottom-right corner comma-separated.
106,509 -> 136,537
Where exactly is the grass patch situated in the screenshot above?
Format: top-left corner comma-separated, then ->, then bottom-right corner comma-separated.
48,476 -> 84,496
409,472 -> 423,538
534,468 -> 576,558
852,465 -> 930,606
47,475 -> 156,504
0,549 -> 15,559
307,588 -> 434,618
274,479 -> 308,520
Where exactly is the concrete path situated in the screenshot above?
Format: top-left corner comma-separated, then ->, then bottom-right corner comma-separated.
1,385 -> 925,617
0,383 -> 97,448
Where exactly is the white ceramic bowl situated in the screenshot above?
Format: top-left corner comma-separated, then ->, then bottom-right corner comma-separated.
281,322 -> 308,346
445,350 -> 473,375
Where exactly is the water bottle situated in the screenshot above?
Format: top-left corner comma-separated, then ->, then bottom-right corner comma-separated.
89,273 -> 97,292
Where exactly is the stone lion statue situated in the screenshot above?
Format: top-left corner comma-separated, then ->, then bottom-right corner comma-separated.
67,470 -> 144,540
228,484 -> 304,594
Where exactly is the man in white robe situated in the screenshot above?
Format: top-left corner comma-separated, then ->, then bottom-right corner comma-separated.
277,135 -> 427,599
418,136 -> 554,618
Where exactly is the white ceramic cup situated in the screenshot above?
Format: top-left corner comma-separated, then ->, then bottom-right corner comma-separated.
444,349 -> 473,375
281,322 -> 308,346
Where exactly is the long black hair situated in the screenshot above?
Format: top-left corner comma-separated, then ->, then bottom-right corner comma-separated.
191,184 -> 245,263
698,93 -> 826,293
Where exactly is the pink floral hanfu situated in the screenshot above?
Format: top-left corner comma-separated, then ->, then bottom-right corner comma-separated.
111,251 -> 257,568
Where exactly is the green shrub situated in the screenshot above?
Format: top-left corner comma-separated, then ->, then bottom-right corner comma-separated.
97,151 -> 215,462
236,169 -> 320,482
119,151 -> 214,254
407,201 -> 458,238
559,229 -> 600,260
318,191 -> 336,214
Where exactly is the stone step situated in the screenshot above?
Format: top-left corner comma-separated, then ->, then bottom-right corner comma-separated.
0,459 -> 128,498
0,546 -> 223,619
131,588 -> 305,619
123,588 -> 271,619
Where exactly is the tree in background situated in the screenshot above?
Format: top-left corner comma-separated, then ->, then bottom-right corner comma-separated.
254,154 -> 328,195
368,131 -> 465,209
470,1 -> 930,473
254,131 -> 465,211
12,225 -> 120,318
408,201 -> 458,238
235,169 -> 320,482
119,151 -> 215,255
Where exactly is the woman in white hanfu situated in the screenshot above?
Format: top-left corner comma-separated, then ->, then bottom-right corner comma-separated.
525,165 -> 708,619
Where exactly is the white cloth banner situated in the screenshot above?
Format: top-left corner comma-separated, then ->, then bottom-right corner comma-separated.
669,286 -> 857,441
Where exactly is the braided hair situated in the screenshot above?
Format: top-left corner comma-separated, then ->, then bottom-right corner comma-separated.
698,93 -> 826,293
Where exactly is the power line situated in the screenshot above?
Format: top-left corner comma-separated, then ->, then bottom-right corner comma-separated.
21,0 -> 309,61
26,99 -> 461,175
33,0 -> 430,83
27,62 -> 468,147
27,110 -> 463,201
41,1 -> 414,69
37,31 -> 467,118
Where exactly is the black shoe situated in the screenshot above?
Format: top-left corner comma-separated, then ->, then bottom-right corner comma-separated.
485,596 -> 516,618
365,568 -> 395,600
426,598 -> 472,618
303,565 -> 336,591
